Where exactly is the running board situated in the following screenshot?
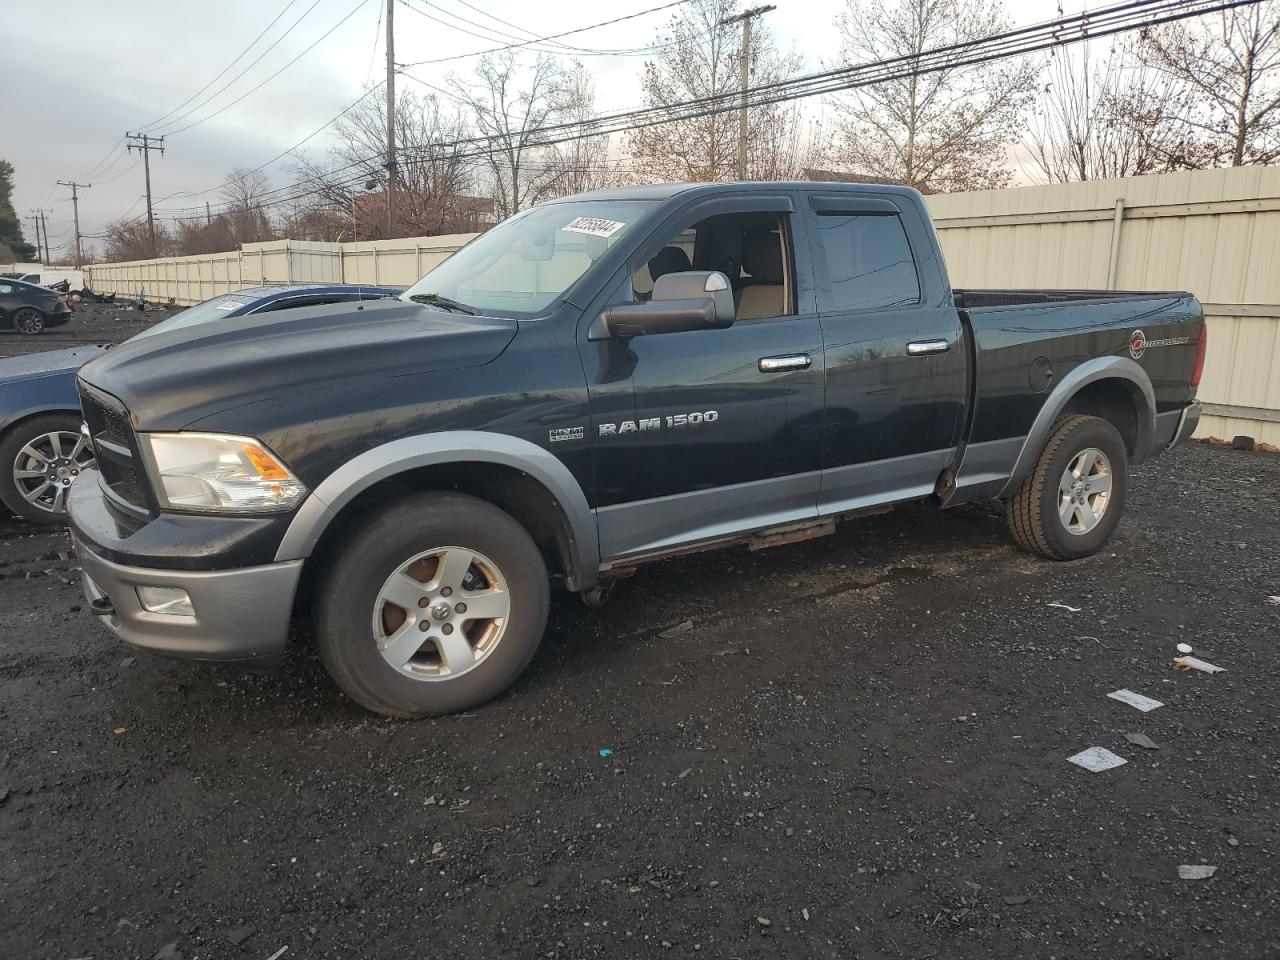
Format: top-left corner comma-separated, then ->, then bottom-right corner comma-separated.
749,520 -> 835,551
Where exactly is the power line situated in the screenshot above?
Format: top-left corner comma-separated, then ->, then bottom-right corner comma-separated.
143,0 -> 1261,224
163,0 -> 372,137
139,0 -> 305,131
398,0 -> 691,66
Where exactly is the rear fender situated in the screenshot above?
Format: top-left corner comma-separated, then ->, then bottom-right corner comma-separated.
998,356 -> 1155,497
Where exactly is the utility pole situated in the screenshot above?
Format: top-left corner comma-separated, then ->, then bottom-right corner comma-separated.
385,0 -> 397,237
206,200 -> 212,225
127,132 -> 165,257
57,180 -> 92,269
27,211 -> 45,263
720,5 -> 775,180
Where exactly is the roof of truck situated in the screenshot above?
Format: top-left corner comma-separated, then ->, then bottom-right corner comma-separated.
556,180 -> 924,204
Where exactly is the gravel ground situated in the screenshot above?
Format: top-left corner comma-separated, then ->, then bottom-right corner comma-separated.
0,301 -> 181,358
0,404 -> 1277,957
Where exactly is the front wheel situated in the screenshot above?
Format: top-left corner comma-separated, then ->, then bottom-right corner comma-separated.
314,491 -> 550,718
1007,414 -> 1129,560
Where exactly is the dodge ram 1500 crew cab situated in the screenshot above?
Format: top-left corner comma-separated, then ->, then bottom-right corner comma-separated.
68,181 -> 1206,718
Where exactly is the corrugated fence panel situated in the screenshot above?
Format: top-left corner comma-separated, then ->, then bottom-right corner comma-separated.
929,165 -> 1280,446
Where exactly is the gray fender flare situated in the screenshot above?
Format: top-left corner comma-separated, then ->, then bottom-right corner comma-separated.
274,431 -> 600,589
998,356 -> 1156,498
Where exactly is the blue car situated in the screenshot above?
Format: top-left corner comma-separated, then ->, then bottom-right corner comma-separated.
0,283 -> 398,523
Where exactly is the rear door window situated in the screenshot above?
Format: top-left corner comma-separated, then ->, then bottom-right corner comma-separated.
814,213 -> 920,311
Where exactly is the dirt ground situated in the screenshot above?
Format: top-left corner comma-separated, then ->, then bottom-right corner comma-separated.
0,301 -> 181,358
0,429 -> 1275,959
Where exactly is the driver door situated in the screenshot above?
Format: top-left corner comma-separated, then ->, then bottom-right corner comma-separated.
580,193 -> 826,561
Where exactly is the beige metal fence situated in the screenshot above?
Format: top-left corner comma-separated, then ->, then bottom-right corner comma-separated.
88,166 -> 1280,445
925,165 -> 1280,447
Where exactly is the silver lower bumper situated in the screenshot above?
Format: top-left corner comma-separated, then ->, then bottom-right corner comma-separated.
73,537 -> 303,662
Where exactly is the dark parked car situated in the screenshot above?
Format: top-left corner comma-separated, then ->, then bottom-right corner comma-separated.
0,278 -> 73,335
67,181 -> 1205,719
0,284 -> 398,523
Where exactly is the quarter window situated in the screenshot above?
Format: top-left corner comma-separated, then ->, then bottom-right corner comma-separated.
815,213 -> 920,310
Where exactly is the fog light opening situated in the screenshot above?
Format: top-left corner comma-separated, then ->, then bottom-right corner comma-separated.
136,585 -> 195,617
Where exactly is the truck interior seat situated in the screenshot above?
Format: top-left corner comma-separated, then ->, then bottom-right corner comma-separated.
648,246 -> 691,282
736,229 -> 785,320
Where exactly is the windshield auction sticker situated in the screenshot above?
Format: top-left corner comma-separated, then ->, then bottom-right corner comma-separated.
561,216 -> 626,238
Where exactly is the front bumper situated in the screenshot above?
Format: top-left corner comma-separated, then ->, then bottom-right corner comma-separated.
73,535 -> 302,662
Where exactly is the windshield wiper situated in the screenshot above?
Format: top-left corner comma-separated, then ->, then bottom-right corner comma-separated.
408,292 -> 478,315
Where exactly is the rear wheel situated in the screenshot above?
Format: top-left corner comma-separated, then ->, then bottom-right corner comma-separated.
14,308 -> 44,335
1007,414 -> 1128,560
0,413 -> 93,524
314,491 -> 550,718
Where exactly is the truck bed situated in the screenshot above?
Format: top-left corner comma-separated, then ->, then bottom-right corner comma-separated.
954,288 -> 1192,309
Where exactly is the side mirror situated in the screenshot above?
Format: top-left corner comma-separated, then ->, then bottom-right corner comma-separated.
591,271 -> 735,340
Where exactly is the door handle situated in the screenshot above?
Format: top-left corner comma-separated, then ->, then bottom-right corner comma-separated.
906,339 -> 950,356
759,354 -> 812,372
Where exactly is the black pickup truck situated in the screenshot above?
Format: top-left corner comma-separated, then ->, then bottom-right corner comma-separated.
68,181 -> 1206,718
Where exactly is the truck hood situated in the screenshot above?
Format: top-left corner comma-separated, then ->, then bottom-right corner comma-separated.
0,345 -> 106,382
77,299 -> 518,430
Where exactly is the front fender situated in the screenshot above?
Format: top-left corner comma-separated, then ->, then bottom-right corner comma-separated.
273,431 -> 600,589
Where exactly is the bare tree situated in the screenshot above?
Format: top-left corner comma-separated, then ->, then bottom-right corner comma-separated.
626,0 -> 815,183
537,62 -> 616,198
449,52 -> 574,219
1135,2 -> 1280,167
219,168 -> 275,245
1025,40 -> 1195,182
104,218 -> 174,261
828,0 -> 1037,192
290,86 -> 483,240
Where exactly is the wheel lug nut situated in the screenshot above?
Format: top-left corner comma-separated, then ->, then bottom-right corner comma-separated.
455,602 -> 467,614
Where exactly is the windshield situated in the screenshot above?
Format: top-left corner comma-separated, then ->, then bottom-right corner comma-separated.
129,294 -> 254,340
401,200 -> 656,318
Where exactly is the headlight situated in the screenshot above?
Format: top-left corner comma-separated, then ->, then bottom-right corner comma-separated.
141,432 -> 306,513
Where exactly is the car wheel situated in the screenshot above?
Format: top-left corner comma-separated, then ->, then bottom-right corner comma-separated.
14,308 -> 45,335
71,292 -> 83,303
314,491 -> 550,718
1007,414 -> 1128,560
0,414 -> 94,524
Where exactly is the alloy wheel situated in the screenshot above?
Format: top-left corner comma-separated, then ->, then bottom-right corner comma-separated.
1057,446 -> 1113,535
12,430 -> 93,515
371,546 -> 510,681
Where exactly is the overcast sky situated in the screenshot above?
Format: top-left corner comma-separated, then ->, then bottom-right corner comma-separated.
6,0 -> 1072,258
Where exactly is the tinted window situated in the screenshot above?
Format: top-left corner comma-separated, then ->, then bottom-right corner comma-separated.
815,213 -> 919,310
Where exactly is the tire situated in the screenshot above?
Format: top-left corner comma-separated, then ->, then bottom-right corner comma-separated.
0,413 -> 94,524
1007,414 -> 1128,561
313,491 -> 550,718
14,308 -> 45,335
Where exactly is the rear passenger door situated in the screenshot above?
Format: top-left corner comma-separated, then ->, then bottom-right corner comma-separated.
805,193 -> 967,513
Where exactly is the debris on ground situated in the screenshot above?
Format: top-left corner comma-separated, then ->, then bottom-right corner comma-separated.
1174,656 -> 1226,674
1124,732 -> 1161,750
1067,747 -> 1127,772
1003,894 -> 1032,905
264,948 -> 289,960
598,748 -> 614,758
1265,595 -> 1280,607
1107,689 -> 1164,712
1046,602 -> 1082,612
1176,642 -> 1194,654
113,727 -> 127,735
660,620 -> 694,638
1178,864 -> 1218,880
